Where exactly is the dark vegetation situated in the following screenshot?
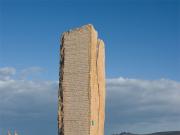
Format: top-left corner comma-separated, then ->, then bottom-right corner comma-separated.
112,131 -> 180,135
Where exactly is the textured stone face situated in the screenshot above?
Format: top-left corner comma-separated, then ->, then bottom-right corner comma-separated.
58,24 -> 105,135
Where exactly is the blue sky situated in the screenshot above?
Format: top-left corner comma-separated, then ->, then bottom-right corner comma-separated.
0,0 -> 180,135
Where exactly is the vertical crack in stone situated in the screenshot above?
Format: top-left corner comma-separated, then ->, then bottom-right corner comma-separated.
88,25 -> 92,135
96,39 -> 100,135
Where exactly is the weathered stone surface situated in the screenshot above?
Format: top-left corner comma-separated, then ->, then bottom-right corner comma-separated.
58,24 -> 105,135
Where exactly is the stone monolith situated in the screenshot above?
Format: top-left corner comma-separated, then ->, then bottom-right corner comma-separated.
58,24 -> 105,135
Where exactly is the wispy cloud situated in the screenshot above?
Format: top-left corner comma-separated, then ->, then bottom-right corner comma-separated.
0,67 -> 16,81
20,67 -> 44,79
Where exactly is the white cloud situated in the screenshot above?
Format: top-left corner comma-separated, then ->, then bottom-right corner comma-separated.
0,67 -> 57,120
106,77 -> 180,134
0,67 -> 180,135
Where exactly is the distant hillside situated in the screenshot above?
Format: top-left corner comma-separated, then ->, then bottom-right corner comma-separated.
113,131 -> 180,135
149,131 -> 180,135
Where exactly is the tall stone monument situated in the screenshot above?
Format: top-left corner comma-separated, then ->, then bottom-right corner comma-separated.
58,24 -> 105,135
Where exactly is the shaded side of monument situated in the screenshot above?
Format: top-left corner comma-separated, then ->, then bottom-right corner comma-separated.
58,24 -> 105,135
